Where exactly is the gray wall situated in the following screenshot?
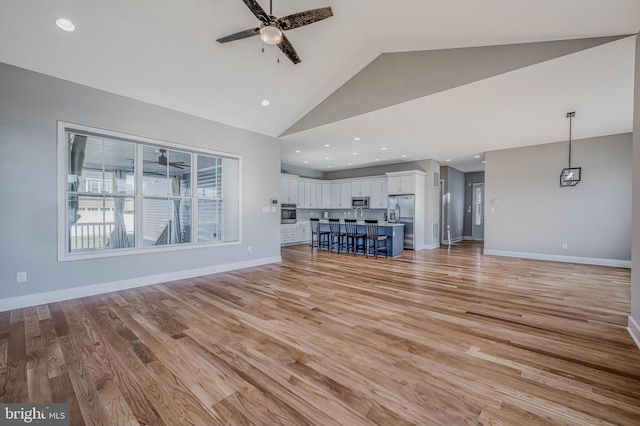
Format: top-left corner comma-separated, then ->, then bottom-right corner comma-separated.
484,133 -> 631,261
631,34 -> 640,330
282,36 -> 628,136
0,62 -> 281,301
280,163 -> 325,179
464,172 -> 485,237
325,159 -> 437,180
440,166 -> 465,242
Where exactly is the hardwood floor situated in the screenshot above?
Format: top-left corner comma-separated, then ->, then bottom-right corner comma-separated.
1,242 -> 639,425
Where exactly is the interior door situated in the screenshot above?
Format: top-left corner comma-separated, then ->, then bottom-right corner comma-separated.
472,183 -> 485,241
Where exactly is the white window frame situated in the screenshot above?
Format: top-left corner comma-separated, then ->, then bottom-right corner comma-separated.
57,121 -> 242,262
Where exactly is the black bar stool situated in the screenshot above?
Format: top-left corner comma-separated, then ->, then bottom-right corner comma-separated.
344,219 -> 366,256
365,220 -> 388,259
310,218 -> 329,251
328,219 -> 346,254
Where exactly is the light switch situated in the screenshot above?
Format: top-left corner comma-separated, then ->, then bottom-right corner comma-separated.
490,207 -> 495,213
262,206 -> 269,213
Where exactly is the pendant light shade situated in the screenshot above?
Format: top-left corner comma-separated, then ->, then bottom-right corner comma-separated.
560,111 -> 581,187
260,25 -> 282,45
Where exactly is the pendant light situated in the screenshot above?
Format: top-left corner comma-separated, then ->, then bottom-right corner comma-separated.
560,111 -> 581,187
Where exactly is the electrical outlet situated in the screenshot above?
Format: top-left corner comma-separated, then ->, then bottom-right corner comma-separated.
248,246 -> 252,255
16,272 -> 27,283
561,243 -> 568,249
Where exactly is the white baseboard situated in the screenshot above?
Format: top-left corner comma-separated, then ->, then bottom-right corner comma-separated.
628,316 -> 640,350
417,243 -> 441,251
483,249 -> 631,268
463,236 -> 473,241
0,256 -> 281,312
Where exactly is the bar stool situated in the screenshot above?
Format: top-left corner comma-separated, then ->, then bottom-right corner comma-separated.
310,218 -> 329,251
365,220 -> 388,259
344,219 -> 366,256
328,219 -> 346,254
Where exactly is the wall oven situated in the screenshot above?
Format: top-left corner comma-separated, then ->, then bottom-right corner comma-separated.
351,197 -> 370,209
281,204 -> 297,224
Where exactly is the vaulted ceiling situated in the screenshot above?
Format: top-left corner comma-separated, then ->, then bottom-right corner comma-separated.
0,0 -> 638,172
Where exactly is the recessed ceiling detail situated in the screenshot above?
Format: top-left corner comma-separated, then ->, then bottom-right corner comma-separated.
281,35 -> 630,136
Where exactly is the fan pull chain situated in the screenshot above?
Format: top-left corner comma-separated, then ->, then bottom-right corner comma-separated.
261,39 -> 264,53
277,48 -> 280,63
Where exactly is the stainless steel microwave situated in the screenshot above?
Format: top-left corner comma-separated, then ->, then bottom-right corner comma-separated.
351,197 -> 369,209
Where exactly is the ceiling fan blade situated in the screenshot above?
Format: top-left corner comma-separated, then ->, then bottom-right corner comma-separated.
277,7 -> 333,31
278,33 -> 301,64
169,163 -> 186,169
216,27 -> 260,43
241,0 -> 270,23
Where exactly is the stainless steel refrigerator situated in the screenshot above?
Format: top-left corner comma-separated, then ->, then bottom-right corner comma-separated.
388,194 -> 415,249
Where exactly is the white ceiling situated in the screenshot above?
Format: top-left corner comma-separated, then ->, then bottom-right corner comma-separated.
1,0 -> 638,173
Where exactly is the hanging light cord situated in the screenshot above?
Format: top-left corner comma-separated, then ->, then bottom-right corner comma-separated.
568,113 -> 572,169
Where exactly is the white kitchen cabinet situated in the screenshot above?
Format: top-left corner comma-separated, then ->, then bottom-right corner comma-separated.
351,180 -> 372,197
299,222 -> 311,242
330,183 -> 341,208
280,175 -> 299,204
387,174 -> 416,195
281,222 -> 310,245
303,182 -> 319,208
340,182 -> 352,208
321,183 -> 331,208
280,224 -> 298,245
298,181 -> 305,207
370,179 -> 388,209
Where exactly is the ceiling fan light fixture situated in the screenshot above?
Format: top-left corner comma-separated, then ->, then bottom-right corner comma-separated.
260,25 -> 282,45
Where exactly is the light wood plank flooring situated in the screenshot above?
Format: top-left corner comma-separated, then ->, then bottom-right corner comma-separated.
1,242 -> 639,425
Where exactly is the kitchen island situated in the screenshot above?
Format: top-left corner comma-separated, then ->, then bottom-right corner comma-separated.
318,220 -> 405,257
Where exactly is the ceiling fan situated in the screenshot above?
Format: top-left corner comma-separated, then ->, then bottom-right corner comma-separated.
216,0 -> 333,64
144,149 -> 188,169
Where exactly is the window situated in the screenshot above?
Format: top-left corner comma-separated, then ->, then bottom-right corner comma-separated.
58,122 -> 241,260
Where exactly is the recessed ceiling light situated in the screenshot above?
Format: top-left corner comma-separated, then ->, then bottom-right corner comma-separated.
347,162 -> 352,165
401,154 -> 407,158
327,165 -> 332,168
354,137 -> 361,141
474,155 -> 481,158
324,157 -> 329,160
55,18 -> 75,32
261,99 -> 270,107
303,160 -> 308,164
381,147 -> 387,151
352,152 -> 358,155
295,150 -> 301,153
445,159 -> 451,162
374,158 -> 380,162
482,160 -> 486,164
324,144 -> 331,147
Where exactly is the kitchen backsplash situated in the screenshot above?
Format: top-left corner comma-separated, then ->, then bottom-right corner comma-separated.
296,208 -> 387,222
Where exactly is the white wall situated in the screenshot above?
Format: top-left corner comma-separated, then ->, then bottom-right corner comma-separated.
630,33 -> 640,344
484,133 -> 632,265
0,62 -> 281,308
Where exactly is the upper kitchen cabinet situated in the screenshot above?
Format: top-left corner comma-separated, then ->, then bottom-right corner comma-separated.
302,180 -> 321,209
280,174 -> 298,204
330,182 -> 352,209
321,183 -> 331,208
387,172 -> 418,195
370,179 -> 388,208
351,180 -> 372,197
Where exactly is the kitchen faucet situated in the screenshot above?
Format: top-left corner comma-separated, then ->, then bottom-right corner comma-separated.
354,207 -> 363,218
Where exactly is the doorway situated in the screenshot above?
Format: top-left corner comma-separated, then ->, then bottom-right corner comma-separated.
472,183 -> 484,241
